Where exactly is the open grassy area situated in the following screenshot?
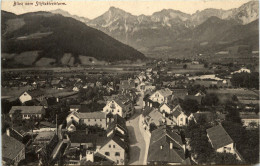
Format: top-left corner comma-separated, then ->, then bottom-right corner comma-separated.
1,86 -> 75,100
2,86 -> 31,98
207,88 -> 259,104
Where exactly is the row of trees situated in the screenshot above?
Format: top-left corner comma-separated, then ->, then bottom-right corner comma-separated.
231,72 -> 259,89
185,120 -> 241,164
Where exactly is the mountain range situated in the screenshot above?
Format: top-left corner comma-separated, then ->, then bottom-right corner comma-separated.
1,1 -> 259,68
52,0 -> 259,58
1,11 -> 146,67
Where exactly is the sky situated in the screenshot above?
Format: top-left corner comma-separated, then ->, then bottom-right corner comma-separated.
1,0 -> 251,19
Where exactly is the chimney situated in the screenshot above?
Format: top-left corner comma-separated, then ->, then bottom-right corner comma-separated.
170,142 -> 173,149
160,145 -> 163,150
6,128 -> 10,136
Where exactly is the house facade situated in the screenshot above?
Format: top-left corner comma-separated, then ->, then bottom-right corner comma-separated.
147,126 -> 188,165
103,100 -> 124,117
206,125 -> 243,161
9,106 -> 46,120
149,88 -> 172,104
103,99 -> 134,118
2,132 -> 25,165
19,90 -> 45,104
159,103 -> 172,114
172,110 -> 187,126
66,112 -> 107,129
98,138 -> 126,165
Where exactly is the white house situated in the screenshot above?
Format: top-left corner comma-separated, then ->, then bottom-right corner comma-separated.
19,90 -> 45,104
149,88 -> 172,104
106,115 -> 127,138
66,111 -> 107,129
103,100 -> 124,117
206,125 -> 243,161
103,99 -> 134,118
159,103 -> 172,114
97,135 -> 127,165
9,106 -> 45,120
172,105 -> 187,126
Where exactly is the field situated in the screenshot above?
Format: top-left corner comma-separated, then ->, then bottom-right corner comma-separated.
1,86 -> 75,101
207,88 -> 259,104
2,86 -> 31,100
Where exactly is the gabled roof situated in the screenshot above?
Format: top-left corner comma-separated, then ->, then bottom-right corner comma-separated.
76,111 -> 106,119
107,114 -> 127,134
108,99 -> 132,110
9,106 -> 44,114
9,127 -> 29,138
70,132 -> 100,143
172,105 -> 186,118
21,89 -> 44,98
206,125 -> 233,150
2,134 -> 25,162
142,106 -> 154,117
35,131 -> 56,141
157,88 -> 172,97
159,103 -> 173,110
92,153 -> 115,165
110,135 -> 128,150
147,109 -> 164,126
147,126 -> 185,163
97,133 -> 128,150
66,120 -> 77,129
172,110 -> 182,118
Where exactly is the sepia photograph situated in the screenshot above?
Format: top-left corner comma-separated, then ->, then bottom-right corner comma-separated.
1,0 -> 259,165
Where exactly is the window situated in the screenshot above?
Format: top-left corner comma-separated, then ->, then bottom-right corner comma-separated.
109,145 -> 111,148
105,152 -> 110,156
180,118 -> 183,121
113,145 -> 115,148
100,119 -> 102,121
117,160 -> 119,164
88,119 -> 90,122
94,119 -> 96,121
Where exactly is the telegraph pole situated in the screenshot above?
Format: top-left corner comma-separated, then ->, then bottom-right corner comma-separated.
56,114 -> 58,135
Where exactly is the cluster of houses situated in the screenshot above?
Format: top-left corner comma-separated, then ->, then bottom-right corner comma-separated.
2,62 -> 258,165
134,66 -> 258,164
2,82 -> 136,165
65,112 -> 128,165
